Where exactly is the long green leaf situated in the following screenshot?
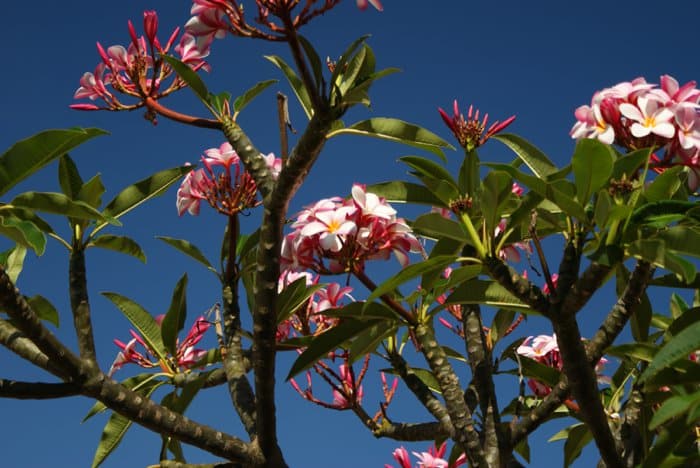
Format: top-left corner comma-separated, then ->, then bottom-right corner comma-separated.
161,56 -> 212,111
640,321 -> 700,383
0,215 -> 46,255
161,274 -> 188,356
3,244 -> 26,283
327,118 -> 453,159
441,279 -> 531,313
58,154 -> 83,199
99,166 -> 191,231
156,236 -> 217,276
493,133 -> 557,179
11,192 -> 107,221
277,277 -> 324,324
412,213 -> 467,243
88,235 -> 146,263
286,319 -> 380,380
649,391 -> 700,430
399,156 -> 458,190
0,128 -> 107,197
367,255 -> 456,302
233,79 -> 278,114
27,295 -> 59,327
365,181 -> 443,206
571,139 -> 614,204
102,292 -> 168,363
265,55 -> 313,119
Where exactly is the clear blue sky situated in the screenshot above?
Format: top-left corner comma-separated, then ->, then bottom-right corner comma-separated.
2,1 -> 699,466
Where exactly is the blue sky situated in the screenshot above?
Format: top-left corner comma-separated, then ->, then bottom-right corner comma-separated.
2,1 -> 699,466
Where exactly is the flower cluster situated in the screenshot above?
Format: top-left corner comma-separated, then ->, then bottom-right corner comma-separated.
281,184 -> 423,274
571,75 -> 700,189
176,142 -> 281,216
516,333 -> 607,397
387,442 -> 466,468
109,316 -> 211,377
72,11 -> 212,116
185,0 -> 382,43
438,100 -> 516,151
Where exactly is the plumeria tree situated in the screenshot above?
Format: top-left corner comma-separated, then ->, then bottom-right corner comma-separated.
2,1 -> 700,467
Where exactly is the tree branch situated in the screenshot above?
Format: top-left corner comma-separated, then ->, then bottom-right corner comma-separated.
0,379 -> 80,399
373,421 -> 451,441
485,256 -> 550,317
414,323 -> 487,467
69,244 -> 98,368
0,319 -> 68,378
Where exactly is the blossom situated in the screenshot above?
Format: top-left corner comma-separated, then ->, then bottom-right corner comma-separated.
331,364 -> 363,409
262,152 -> 282,179
357,0 -> 384,11
177,143 -> 264,216
387,442 -> 465,468
439,100 -> 516,151
282,185 -> 423,273
108,316 -> 211,376
571,75 -> 700,189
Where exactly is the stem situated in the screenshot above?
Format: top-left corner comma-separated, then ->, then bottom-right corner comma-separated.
144,97 -> 222,129
276,92 -> 290,163
413,323 -> 487,467
459,212 -> 487,258
69,243 -> 98,369
372,421 -> 451,441
485,256 -> 550,316
281,14 -> 322,112
222,214 -> 258,439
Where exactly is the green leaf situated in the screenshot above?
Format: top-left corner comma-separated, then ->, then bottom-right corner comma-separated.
100,166 -> 191,230
645,165 -> 684,202
640,320 -> 700,383
367,255 -> 457,302
557,423 -> 592,468
365,181 -> 444,207
571,139 -> 614,204
399,156 -> 458,190
330,35 -> 370,90
156,236 -> 217,276
286,319 -> 381,379
298,36 -> 324,94
91,381 -> 163,468
327,118 -> 453,159
348,321 -> 395,362
2,244 -> 26,283
492,133 -> 557,179
102,292 -> 168,363
161,56 -> 211,111
0,128 -> 107,197
58,154 -> 83,199
322,301 -> 402,322
489,309 -> 517,345
277,277 -> 324,324
11,192 -> 106,221
27,295 -> 59,327
605,343 -> 657,363
442,279 -> 531,313
265,55 -> 313,119
0,215 -> 46,255
611,147 -> 651,180
88,235 -> 146,263
481,171 -> 513,235
649,391 -> 700,430
161,274 -> 188,356
233,79 -> 278,114
77,174 -> 106,209
412,213 -> 467,243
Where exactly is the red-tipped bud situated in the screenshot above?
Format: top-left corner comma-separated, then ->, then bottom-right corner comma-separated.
69,103 -> 101,111
144,10 -> 159,45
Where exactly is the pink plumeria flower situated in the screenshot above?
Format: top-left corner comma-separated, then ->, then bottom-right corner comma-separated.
263,152 -> 282,180
542,273 -> 559,295
357,0 -> 383,11
619,96 -> 676,139
315,283 -> 353,312
571,103 -> 615,144
175,33 -> 212,71
300,206 -> 358,252
352,184 -> 397,219
203,142 -> 239,168
176,167 -> 210,216
386,447 -> 411,468
675,105 -> 700,150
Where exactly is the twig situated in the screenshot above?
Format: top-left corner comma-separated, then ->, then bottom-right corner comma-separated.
0,379 -> 79,399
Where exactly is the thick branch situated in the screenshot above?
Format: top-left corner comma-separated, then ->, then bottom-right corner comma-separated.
69,245 -> 98,368
485,256 -> 550,317
0,319 -> 68,378
462,304 -> 508,465
0,267 -> 84,380
552,310 -> 623,468
0,379 -> 80,399
387,349 -> 452,428
414,323 -> 487,467
82,373 -> 262,464
373,421 -> 451,441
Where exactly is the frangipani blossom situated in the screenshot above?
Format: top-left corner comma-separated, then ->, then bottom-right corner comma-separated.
357,0 -> 384,11
300,206 -> 358,252
619,96 -> 675,139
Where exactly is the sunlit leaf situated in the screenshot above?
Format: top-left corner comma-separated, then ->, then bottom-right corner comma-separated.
0,128 -> 107,197
493,133 -> 557,179
27,295 -> 59,327
571,138 -> 614,204
11,192 -> 106,221
265,55 -> 313,119
58,154 -> 83,199
161,274 -> 188,357
640,321 -> 700,384
88,235 -> 146,263
0,215 -> 46,255
365,181 -> 443,207
277,277 -> 323,324
367,255 -> 457,302
157,236 -> 218,277
233,79 -> 278,114
162,56 -> 211,111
